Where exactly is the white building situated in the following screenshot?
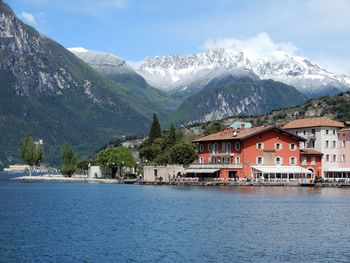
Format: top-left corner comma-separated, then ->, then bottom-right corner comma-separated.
283,117 -> 345,177
143,165 -> 185,183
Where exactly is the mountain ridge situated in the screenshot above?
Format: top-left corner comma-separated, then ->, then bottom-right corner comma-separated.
0,0 -> 169,168
136,47 -> 350,98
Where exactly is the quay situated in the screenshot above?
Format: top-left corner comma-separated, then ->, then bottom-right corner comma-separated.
12,175 -> 350,188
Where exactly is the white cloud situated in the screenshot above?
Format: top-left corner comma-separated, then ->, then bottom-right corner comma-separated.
315,56 -> 350,76
202,33 -> 350,75
203,32 -> 298,62
20,12 -> 37,25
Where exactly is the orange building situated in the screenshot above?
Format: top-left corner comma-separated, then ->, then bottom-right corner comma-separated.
188,126 -> 315,181
300,149 -> 323,178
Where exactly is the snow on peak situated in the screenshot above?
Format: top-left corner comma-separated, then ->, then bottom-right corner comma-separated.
68,47 -> 89,53
135,46 -> 350,97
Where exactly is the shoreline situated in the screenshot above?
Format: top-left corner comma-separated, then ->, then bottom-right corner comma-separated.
12,175 -> 120,184
11,175 -> 350,188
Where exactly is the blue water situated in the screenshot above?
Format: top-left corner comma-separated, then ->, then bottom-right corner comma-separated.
1,173 -> 350,262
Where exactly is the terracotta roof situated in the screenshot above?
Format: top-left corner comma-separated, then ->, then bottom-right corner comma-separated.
300,149 -> 323,155
193,126 -> 305,142
339,128 -> 350,132
283,117 -> 344,129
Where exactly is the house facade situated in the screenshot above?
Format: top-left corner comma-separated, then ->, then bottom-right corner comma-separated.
283,117 -> 349,178
189,126 -> 313,181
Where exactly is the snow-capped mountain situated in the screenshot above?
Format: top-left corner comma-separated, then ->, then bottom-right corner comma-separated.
136,47 -> 350,98
69,48 -> 147,86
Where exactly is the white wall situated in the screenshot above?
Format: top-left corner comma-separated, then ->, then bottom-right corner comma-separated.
87,166 -> 112,178
286,126 -> 342,176
143,165 -> 185,182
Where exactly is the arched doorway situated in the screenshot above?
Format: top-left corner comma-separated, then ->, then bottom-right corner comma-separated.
307,168 -> 315,179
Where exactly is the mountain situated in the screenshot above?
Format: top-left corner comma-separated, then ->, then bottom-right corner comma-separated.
170,77 -> 306,124
0,1 -> 168,168
178,92 -> 350,143
248,91 -> 350,127
69,48 -> 180,110
136,47 -> 350,99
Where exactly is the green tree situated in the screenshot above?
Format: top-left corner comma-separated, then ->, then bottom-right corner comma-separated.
61,143 -> 77,177
148,113 -> 161,144
169,142 -> 196,165
97,146 -> 136,178
77,160 -> 91,175
165,124 -> 176,147
20,133 -> 43,176
203,122 -> 226,135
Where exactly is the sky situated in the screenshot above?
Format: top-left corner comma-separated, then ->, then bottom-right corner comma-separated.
7,0 -> 350,75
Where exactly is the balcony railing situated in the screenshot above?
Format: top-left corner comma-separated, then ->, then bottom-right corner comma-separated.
189,164 -> 243,169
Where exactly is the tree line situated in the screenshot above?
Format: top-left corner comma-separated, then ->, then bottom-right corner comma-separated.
20,113 -> 198,177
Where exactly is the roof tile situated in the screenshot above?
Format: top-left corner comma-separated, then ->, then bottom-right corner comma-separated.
283,117 -> 344,129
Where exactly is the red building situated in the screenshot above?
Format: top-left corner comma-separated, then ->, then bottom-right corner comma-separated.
188,126 -> 317,181
300,149 -> 323,178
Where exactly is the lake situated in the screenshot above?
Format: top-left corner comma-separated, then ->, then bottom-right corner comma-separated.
1,172 -> 350,262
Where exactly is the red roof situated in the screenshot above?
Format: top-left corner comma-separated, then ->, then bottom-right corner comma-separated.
283,117 -> 344,129
193,126 -> 305,142
300,149 -> 323,155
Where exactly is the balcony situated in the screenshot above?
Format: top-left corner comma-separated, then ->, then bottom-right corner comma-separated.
189,164 -> 243,169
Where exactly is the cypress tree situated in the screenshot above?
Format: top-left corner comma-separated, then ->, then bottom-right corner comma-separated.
167,124 -> 176,146
148,113 -> 161,143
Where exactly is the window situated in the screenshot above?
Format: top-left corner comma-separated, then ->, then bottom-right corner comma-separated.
311,141 -> 315,148
211,157 -> 217,164
213,143 -> 218,153
326,154 -> 329,162
333,155 -> 337,162
199,157 -> 204,164
208,143 -> 212,151
235,142 -> 240,151
342,155 -> 346,163
303,130 -> 306,136
275,143 -> 282,150
256,142 -> 264,150
342,140 -> 346,148
289,143 -> 296,151
256,156 -> 263,165
222,142 -> 226,153
289,157 -> 297,165
326,130 -> 329,135
325,140 -> 329,148
311,156 -> 316,165
226,143 -> 231,153
199,144 -> 204,152
275,157 -> 283,165
332,141 -> 336,148
333,130 -> 336,135
235,156 -> 241,164
301,156 -> 307,165
312,129 -> 316,135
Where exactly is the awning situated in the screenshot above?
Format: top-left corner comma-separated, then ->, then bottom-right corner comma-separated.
185,168 -> 220,174
325,168 -> 350,173
251,166 -> 312,174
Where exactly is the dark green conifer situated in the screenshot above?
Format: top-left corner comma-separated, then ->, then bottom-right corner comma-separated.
148,113 -> 161,143
167,124 -> 176,146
